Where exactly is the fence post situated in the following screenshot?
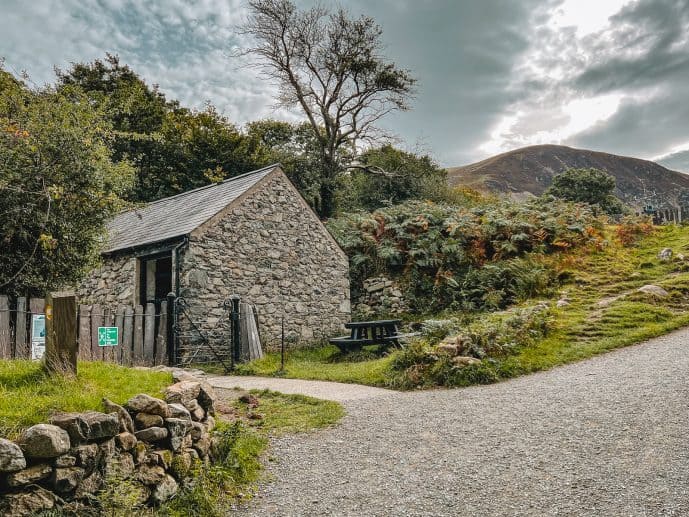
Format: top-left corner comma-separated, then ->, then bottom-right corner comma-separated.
15,297 -> 28,359
0,295 -> 11,359
44,292 -> 77,375
166,293 -> 176,366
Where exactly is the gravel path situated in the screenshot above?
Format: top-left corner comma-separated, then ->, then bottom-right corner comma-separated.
224,330 -> 689,516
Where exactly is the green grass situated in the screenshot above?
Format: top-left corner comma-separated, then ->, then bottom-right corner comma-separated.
234,389 -> 344,435
234,344 -> 396,387
0,360 -> 171,439
236,224 -> 689,389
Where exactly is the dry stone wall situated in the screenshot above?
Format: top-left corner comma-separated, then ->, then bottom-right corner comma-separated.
354,276 -> 408,318
77,254 -> 136,306
180,171 -> 351,348
0,375 -> 217,516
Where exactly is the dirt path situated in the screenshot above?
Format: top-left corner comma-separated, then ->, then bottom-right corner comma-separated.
211,329 -> 689,516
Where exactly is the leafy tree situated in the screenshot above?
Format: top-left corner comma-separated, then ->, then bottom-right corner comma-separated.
340,145 -> 448,211
241,0 -> 417,218
56,55 -> 265,202
0,69 -> 134,295
544,168 -> 626,216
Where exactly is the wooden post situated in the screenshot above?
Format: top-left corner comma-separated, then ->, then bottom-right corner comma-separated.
78,305 -> 92,361
133,305 -> 144,365
15,297 -> 28,359
44,292 -> 77,375
90,304 -> 103,361
0,295 -> 11,359
122,306 -> 134,366
115,306 -> 125,365
143,303 -> 155,365
155,301 -> 168,366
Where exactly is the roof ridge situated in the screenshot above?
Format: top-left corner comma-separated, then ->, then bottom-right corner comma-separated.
135,163 -> 281,209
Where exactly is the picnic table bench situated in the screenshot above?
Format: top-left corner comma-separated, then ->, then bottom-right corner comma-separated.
329,319 -> 403,352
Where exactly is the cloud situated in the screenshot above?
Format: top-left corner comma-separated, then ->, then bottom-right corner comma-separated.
657,148 -> 689,173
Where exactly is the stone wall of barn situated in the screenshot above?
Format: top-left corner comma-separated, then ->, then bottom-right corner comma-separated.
77,255 -> 137,307
179,171 -> 351,350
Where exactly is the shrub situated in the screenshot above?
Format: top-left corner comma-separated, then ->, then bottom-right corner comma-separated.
615,215 -> 655,246
328,197 -> 602,313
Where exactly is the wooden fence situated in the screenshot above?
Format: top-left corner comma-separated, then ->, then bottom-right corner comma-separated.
0,295 -> 170,366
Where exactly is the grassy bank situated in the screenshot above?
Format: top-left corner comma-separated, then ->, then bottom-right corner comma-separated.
237,224 -> 689,389
0,360 -> 171,439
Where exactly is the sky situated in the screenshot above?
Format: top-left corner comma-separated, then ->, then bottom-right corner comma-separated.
2,0 -> 689,170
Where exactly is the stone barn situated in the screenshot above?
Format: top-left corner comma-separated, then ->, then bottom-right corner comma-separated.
78,164 -> 351,349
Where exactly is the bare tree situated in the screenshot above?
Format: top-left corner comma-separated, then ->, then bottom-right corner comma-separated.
239,0 -> 416,217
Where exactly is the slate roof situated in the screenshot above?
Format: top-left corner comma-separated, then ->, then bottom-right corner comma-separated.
104,165 -> 279,254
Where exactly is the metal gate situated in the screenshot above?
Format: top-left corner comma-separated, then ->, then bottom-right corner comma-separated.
172,295 -> 262,372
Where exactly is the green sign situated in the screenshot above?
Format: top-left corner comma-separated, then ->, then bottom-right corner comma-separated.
98,327 -> 119,347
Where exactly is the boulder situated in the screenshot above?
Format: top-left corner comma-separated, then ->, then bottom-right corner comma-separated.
105,452 -> 135,478
137,464 -> 166,486
556,299 -> 570,307
164,381 -> 201,405
0,438 -> 26,473
19,424 -> 70,459
190,421 -> 205,441
165,418 -> 192,452
135,427 -> 169,443
148,449 -> 173,469
49,413 -> 89,444
183,399 -> 206,421
167,403 -> 192,421
81,411 -> 120,440
72,443 -> 99,473
50,466 -> 85,493
197,382 -> 217,415
115,432 -> 137,451
6,464 -> 53,487
150,475 -> 179,505
54,454 -> 77,468
451,356 -> 482,367
637,284 -> 670,298
126,394 -> 170,418
658,248 -> 673,261
102,398 -> 135,434
75,471 -> 103,499
0,486 -> 56,516
135,412 -> 164,429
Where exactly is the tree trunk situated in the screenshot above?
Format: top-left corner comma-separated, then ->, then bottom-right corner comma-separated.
319,179 -> 337,219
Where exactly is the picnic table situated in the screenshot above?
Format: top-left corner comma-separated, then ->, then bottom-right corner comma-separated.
329,319 -> 402,352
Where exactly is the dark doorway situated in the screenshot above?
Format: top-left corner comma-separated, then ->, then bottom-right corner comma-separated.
139,253 -> 173,306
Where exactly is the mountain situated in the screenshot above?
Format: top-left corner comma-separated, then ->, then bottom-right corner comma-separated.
447,144 -> 689,209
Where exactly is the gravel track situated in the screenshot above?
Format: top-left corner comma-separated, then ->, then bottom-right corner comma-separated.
224,330 -> 689,516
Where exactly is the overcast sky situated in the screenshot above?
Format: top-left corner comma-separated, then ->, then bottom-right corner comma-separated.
2,0 -> 689,170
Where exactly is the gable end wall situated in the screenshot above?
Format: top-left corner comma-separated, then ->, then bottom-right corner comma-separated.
179,171 -> 351,348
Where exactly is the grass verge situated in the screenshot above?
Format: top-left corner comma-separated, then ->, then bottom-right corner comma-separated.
0,360 -> 171,439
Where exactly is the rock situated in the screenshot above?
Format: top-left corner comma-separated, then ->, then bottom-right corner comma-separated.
72,443 -> 99,473
193,435 -> 211,458
135,427 -> 169,443
0,438 -> 26,473
197,382 -> 217,415
19,424 -> 70,459
138,464 -> 166,485
556,299 -> 570,308
164,381 -> 201,405
133,442 -> 148,464
637,284 -> 670,297
54,454 -> 77,468
677,253 -> 686,261
170,451 -> 193,479
366,281 -> 385,292
436,343 -> 460,355
105,452 -> 135,478
50,466 -> 84,493
6,464 -> 53,487
98,438 -> 116,463
165,418 -> 192,452
103,398 -> 135,434
190,421 -> 205,441
658,248 -> 673,261
451,356 -> 482,367
126,394 -> 170,418
82,411 -> 120,440
203,415 -> 216,432
183,398 -> 206,421
75,470 -> 103,499
135,412 -> 164,429
0,486 -> 56,516
247,411 -> 264,421
167,403 -> 192,421
149,449 -> 173,469
49,413 -> 89,444
150,474 -> 179,505
115,432 -> 137,451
